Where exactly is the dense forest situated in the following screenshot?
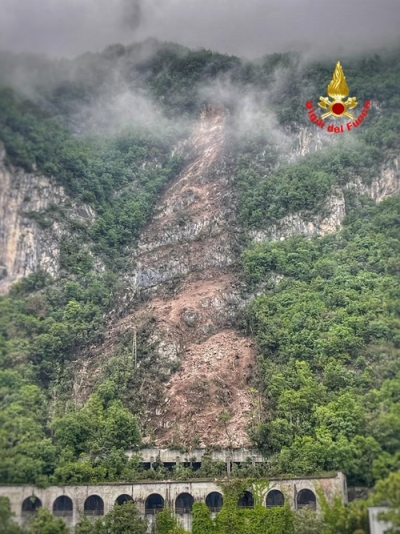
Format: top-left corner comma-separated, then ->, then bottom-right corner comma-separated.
1,40 -> 400,531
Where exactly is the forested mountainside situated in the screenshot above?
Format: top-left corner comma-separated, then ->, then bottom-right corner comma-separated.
1,41 -> 400,490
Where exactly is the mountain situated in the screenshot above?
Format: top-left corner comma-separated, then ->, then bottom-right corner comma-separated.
0,41 -> 400,488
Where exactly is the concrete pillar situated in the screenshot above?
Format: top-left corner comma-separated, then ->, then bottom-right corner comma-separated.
293,484 -> 298,511
226,457 -> 232,476
104,494 -> 113,516
59,514 -> 74,533
146,512 -> 156,533
166,483 -> 171,509
135,500 -> 146,516
72,503 -> 79,532
180,513 -> 192,532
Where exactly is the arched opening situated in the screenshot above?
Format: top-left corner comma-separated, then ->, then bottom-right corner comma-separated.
53,496 -> 73,517
266,490 -> 284,507
84,495 -> 104,516
297,489 -> 316,510
238,491 -> 254,509
145,494 -> 164,515
175,493 -> 194,515
116,494 -> 133,506
22,496 -> 42,516
206,492 -> 223,513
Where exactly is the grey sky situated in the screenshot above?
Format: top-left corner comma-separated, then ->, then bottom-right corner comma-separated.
0,0 -> 399,58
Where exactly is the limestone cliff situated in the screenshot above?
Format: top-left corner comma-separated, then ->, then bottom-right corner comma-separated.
251,155 -> 400,244
0,143 -> 95,293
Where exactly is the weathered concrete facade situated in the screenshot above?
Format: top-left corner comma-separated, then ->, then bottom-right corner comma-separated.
0,473 -> 347,531
128,448 -> 265,466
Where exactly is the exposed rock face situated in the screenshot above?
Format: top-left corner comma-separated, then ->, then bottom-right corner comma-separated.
85,107 -> 256,448
0,143 -> 95,293
290,124 -> 329,159
357,158 -> 400,202
123,106 -> 236,302
251,158 -> 400,243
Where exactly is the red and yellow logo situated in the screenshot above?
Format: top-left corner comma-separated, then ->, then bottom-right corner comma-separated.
305,62 -> 370,134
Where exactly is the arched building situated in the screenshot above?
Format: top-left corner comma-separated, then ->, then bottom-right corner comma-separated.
0,473 -> 347,532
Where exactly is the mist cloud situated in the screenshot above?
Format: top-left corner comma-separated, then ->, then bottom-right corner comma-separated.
0,0 -> 399,59
0,0 -> 397,163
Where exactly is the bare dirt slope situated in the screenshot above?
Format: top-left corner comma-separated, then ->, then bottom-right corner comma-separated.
79,106 -> 257,448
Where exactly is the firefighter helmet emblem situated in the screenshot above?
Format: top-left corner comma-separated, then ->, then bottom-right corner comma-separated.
318,62 -> 358,120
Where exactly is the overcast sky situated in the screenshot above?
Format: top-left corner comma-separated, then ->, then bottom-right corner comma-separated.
1,0 -> 399,59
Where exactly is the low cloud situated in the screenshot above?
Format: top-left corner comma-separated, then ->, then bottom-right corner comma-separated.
0,0 -> 399,59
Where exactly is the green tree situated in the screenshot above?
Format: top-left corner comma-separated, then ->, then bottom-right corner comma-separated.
192,503 -> 215,534
371,470 -> 400,530
294,508 -> 325,534
74,518 -> 98,534
214,481 -> 249,534
28,508 -> 69,534
152,508 -> 188,534
0,497 -> 23,534
102,502 -> 147,534
317,490 -> 369,534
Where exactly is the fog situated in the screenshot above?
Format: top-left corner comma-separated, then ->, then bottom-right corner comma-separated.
0,0 -> 396,161
0,0 -> 399,59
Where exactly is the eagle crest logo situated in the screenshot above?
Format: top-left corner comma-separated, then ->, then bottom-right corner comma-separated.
318,62 -> 358,119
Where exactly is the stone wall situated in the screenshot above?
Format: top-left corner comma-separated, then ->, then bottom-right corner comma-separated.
0,473 -> 347,531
